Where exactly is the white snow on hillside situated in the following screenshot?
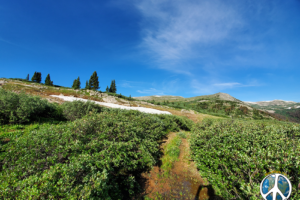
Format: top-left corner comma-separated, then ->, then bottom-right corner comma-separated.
50,95 -> 172,115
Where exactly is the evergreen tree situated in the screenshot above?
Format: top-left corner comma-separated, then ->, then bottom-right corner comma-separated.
31,72 -> 37,82
89,71 -> 99,90
26,74 -> 29,81
72,79 -> 78,89
76,77 -> 81,89
109,80 -> 117,93
106,86 -> 109,92
45,74 -> 53,86
72,77 -> 81,89
85,80 -> 91,89
35,72 -> 42,83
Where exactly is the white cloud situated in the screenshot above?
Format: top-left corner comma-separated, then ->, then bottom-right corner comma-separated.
213,82 -> 241,87
191,79 -> 260,94
136,0 -> 244,74
119,80 -> 146,88
137,88 -> 165,95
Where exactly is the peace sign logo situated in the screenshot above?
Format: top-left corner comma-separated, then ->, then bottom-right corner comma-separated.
260,173 -> 292,200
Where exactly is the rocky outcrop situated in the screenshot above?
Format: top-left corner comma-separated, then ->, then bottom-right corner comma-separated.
103,96 -> 118,103
181,109 -> 195,114
0,80 -> 7,85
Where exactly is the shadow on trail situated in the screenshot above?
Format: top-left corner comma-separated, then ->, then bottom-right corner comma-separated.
194,184 -> 224,200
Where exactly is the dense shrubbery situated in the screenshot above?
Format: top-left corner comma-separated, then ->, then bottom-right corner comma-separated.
0,90 -> 59,124
60,100 -> 104,121
0,107 -> 193,199
0,90 -> 111,124
190,119 -> 300,199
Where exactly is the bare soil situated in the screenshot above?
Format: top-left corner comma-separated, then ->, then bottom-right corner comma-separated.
137,132 -> 223,200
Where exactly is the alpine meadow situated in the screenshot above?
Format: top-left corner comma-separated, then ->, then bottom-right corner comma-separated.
1,0 -> 300,199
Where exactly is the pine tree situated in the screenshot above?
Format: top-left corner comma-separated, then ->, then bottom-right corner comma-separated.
45,74 -> 53,86
31,72 -> 37,82
109,80 -> 117,93
36,72 -> 42,83
106,86 -> 109,92
76,77 -> 81,89
85,80 -> 91,89
89,71 -> 99,90
72,79 -> 78,89
26,74 -> 29,81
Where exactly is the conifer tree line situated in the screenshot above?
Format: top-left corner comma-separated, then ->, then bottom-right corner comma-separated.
72,77 -> 81,89
31,72 -> 42,83
45,74 -> 54,86
30,72 -> 53,86
108,79 -> 117,93
27,71 -> 118,94
84,71 -> 99,90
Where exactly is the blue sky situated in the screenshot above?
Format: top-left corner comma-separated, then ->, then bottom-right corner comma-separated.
0,0 -> 300,102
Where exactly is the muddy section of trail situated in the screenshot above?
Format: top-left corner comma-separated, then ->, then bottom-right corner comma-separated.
138,132 -> 223,200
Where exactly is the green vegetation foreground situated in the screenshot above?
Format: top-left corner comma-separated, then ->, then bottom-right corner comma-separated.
190,119 -> 300,199
0,111 -> 192,199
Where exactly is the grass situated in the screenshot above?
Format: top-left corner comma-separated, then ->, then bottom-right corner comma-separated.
161,135 -> 182,177
177,131 -> 186,139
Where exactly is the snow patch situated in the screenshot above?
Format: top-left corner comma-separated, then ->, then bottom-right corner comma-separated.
50,95 -> 172,115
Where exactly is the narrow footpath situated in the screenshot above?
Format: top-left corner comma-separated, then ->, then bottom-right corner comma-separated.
138,132 -> 219,200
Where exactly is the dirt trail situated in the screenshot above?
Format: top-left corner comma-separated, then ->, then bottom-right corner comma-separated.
139,132 -> 216,200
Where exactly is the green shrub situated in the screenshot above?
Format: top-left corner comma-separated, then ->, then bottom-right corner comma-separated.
190,120 -> 300,199
157,114 -> 194,131
0,90 -> 58,124
177,131 -> 186,138
60,100 -> 104,121
0,108 -> 190,199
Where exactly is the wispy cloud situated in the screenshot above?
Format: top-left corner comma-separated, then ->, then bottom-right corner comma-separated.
119,80 -> 146,88
136,0 -> 244,74
137,88 -> 165,95
0,37 -> 34,51
133,78 -> 181,96
191,79 -> 261,94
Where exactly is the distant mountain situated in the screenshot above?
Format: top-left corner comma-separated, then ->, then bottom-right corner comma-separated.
133,95 -> 184,101
245,100 -> 297,107
186,92 -> 242,102
133,92 -> 241,102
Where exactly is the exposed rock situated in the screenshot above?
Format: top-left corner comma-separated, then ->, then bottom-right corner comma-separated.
118,99 -> 129,104
100,93 -> 109,97
103,96 -> 118,103
0,80 -> 7,85
181,109 -> 195,114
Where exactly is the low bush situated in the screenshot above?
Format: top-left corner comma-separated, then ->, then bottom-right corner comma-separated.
177,131 -> 187,139
0,90 -> 59,124
0,109 -> 192,199
60,100 -> 104,121
190,120 -> 300,199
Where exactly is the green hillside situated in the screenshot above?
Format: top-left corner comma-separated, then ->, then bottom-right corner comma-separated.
1,78 -> 299,199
